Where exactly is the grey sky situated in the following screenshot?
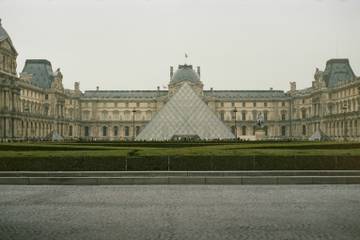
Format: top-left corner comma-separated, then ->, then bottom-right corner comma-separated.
1,0 -> 359,91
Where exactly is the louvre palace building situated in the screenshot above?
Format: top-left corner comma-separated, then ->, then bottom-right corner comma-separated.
1,20 -> 360,141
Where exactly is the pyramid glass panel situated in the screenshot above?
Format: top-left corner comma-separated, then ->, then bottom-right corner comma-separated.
136,83 -> 235,141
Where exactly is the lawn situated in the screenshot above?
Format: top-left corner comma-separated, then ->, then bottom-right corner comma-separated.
0,141 -> 359,171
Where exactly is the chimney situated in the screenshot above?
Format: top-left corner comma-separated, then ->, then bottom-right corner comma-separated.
197,66 -> 201,77
74,82 -> 80,91
157,86 -> 160,91
210,87 -> 213,92
96,86 -> 99,91
270,87 -> 273,91
290,81 -> 296,92
170,66 -> 174,79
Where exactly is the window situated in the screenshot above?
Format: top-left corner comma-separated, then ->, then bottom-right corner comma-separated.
242,102 -> 246,107
253,126 -> 256,135
264,126 -> 268,136
84,126 -> 90,137
281,113 -> 286,121
302,125 -> 306,135
124,126 -> 130,136
45,94 -> 48,100
264,111 -> 268,121
242,126 -> 247,135
253,102 -> 256,107
301,109 -> 306,119
264,102 -> 268,107
242,112 -> 246,121
252,111 -> 257,121
113,126 -> 118,136
102,126 -> 107,137
281,126 -> 286,136
101,111 -> 108,120
220,111 -> 225,121
113,111 -> 120,120
231,102 -> 235,107
231,111 -> 236,120
69,125 -> 73,136
136,102 -> 140,107
282,101 -> 286,107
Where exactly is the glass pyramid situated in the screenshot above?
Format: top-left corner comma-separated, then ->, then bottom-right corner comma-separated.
136,83 -> 235,141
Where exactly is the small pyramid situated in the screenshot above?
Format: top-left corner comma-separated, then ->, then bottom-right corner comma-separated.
136,83 -> 235,141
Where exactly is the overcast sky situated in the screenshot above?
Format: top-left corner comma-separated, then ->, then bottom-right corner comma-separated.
1,0 -> 359,92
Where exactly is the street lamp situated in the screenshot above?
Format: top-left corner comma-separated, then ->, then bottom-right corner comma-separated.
233,108 -> 238,140
132,109 -> 136,141
342,103 -> 348,141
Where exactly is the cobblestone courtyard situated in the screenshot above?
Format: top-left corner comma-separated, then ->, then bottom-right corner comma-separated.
0,185 -> 359,240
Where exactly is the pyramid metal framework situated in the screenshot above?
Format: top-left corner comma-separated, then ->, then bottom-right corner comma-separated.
136,83 -> 235,141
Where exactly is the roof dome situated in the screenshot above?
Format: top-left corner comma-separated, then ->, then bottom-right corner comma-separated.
170,65 -> 201,84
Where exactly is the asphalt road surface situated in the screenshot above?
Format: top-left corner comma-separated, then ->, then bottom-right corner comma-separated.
0,185 -> 359,240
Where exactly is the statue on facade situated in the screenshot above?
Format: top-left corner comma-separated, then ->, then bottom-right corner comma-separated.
256,112 -> 264,128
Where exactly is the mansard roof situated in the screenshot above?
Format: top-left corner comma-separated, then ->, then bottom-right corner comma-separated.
82,90 -> 168,99
204,90 -> 287,99
323,59 -> 357,88
21,59 -> 55,89
82,89 -> 287,100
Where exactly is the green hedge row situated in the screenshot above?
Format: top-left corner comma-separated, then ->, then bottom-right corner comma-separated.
0,155 -> 359,171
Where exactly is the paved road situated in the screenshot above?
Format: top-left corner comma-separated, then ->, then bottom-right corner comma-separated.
0,185 -> 359,240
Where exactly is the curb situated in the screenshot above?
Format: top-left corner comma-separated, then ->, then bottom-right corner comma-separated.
1,176 -> 360,185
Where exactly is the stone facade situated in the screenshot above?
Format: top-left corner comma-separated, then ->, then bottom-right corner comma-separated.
0,21 -> 359,141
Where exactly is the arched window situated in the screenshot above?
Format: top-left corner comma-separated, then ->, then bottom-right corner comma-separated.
84,126 -> 90,137
102,126 -> 107,137
242,111 -> 246,121
69,125 -> 73,136
281,126 -> 286,136
113,126 -> 118,136
220,111 -> 225,121
124,126 -> 130,136
242,126 -> 247,136
302,125 -> 306,135
263,111 -> 268,121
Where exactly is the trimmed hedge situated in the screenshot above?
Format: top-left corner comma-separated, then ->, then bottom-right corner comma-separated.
0,155 -> 359,171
